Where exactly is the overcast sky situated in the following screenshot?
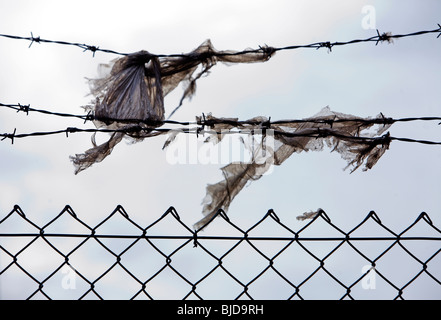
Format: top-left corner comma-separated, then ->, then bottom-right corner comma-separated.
0,0 -> 440,299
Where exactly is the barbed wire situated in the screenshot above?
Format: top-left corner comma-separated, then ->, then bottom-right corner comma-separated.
1,102 -> 441,146
0,32 -> 128,57
1,26 -> 440,146
4,102 -> 441,126
1,25 -> 440,58
0,102 -> 194,126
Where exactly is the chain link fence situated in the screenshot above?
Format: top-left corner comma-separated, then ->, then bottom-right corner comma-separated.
1,205 -> 440,300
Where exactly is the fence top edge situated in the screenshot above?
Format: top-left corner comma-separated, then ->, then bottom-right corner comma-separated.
0,205 -> 439,237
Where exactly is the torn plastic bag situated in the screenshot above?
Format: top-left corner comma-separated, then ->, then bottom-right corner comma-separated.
193,107 -> 391,229
71,40 -> 274,174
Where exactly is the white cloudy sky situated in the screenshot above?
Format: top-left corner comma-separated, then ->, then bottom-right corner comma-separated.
0,0 -> 440,299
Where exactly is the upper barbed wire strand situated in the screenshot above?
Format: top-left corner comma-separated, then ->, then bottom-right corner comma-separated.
0,25 -> 440,57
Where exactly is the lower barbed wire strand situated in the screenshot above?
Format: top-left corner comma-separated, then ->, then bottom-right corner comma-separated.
1,126 -> 441,146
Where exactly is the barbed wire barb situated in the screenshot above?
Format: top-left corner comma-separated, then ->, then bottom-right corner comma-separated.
28,32 -> 40,48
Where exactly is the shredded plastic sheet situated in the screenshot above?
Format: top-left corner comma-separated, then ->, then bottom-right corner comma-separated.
296,209 -> 322,221
193,107 -> 391,229
70,40 -> 273,174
